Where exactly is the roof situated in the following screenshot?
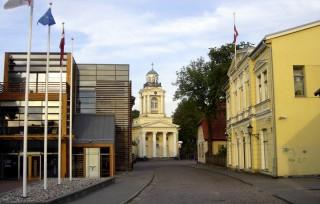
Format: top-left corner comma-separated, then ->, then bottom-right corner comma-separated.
265,20 -> 320,40
250,20 -> 320,59
73,114 -> 115,144
147,68 -> 158,76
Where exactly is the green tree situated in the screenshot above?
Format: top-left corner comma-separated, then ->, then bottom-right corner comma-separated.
174,43 -> 247,157
173,99 -> 202,159
132,109 -> 140,119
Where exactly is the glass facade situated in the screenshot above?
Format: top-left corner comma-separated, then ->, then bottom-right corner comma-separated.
0,101 -> 60,135
77,64 -> 129,114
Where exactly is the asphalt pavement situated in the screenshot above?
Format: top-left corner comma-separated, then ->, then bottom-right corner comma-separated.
66,160 -> 320,204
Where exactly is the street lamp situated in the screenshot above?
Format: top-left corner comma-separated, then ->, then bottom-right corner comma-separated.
247,124 -> 259,139
247,123 -> 258,170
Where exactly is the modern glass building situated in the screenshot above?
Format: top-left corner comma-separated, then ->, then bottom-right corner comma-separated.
0,52 -> 132,180
77,64 -> 132,171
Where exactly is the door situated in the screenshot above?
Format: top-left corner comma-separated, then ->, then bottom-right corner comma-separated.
19,154 -> 41,180
85,148 -> 100,178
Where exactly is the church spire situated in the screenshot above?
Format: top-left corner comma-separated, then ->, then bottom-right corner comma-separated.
144,63 -> 161,88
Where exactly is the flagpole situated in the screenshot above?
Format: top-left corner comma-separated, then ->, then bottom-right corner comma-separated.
69,37 -> 74,181
233,12 -> 237,69
58,23 -> 64,185
23,0 -> 34,198
43,2 -> 53,190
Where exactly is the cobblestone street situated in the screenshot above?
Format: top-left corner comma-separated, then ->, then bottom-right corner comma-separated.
130,160 -> 284,204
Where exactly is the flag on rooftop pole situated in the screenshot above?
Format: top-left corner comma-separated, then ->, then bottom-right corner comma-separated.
233,12 -> 238,69
59,24 -> 65,66
58,23 -> 65,185
4,0 -> 33,198
3,0 -> 31,9
38,2 -> 55,190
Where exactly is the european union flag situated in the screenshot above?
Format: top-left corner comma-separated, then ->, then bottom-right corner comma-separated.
38,8 -> 55,26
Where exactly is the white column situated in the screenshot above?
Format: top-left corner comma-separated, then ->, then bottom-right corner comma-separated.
143,95 -> 146,114
173,132 -> 177,157
153,132 -> 157,157
163,132 -> 167,157
142,132 -> 146,157
147,95 -> 150,114
160,94 -> 163,114
139,133 -> 143,157
140,96 -> 143,115
163,93 -> 166,115
260,131 -> 265,169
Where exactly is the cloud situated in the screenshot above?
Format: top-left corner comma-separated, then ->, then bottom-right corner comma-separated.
0,0 -> 319,115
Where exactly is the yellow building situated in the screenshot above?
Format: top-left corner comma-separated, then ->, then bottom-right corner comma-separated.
132,68 -> 179,158
226,20 -> 320,177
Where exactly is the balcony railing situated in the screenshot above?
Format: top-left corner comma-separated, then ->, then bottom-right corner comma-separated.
0,82 -> 67,94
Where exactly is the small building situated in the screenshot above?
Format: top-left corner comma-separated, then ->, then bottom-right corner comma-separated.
197,102 -> 226,164
226,20 -> 320,176
132,68 -> 179,158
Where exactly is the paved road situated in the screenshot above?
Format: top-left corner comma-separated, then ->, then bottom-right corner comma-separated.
130,160 -> 284,204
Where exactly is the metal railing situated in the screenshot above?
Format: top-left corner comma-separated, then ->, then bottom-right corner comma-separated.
0,82 -> 68,94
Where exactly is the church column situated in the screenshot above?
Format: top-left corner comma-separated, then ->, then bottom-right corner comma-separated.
163,92 -> 166,115
140,95 -> 143,115
173,132 -> 177,157
160,94 -> 163,114
142,131 -> 146,157
139,132 -> 143,157
153,132 -> 157,157
147,95 -> 150,114
163,132 -> 167,157
144,95 -> 147,114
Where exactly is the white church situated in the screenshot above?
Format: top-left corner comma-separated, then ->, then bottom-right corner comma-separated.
132,67 -> 179,158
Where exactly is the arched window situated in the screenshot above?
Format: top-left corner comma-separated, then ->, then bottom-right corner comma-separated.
151,97 -> 158,113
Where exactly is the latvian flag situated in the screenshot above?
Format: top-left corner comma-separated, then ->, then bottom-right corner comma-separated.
233,24 -> 239,44
3,0 -> 31,9
59,25 -> 65,66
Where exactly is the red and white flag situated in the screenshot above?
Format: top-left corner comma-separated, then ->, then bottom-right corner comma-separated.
233,24 -> 239,44
59,25 -> 65,66
3,0 -> 31,9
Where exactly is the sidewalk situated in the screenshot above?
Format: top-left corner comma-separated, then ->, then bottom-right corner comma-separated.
67,166 -> 154,204
194,163 -> 320,204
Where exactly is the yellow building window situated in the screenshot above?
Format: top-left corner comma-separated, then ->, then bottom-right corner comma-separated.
257,75 -> 262,102
293,66 -> 305,97
263,71 -> 268,99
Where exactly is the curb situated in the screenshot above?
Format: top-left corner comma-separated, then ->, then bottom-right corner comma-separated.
122,171 -> 155,204
45,177 -> 115,204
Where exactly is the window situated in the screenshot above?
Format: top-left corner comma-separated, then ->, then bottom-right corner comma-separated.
293,66 -> 305,97
257,75 -> 262,102
246,81 -> 250,107
151,97 -> 158,113
263,71 -> 268,99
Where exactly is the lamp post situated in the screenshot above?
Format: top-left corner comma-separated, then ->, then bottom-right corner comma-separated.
247,123 -> 259,170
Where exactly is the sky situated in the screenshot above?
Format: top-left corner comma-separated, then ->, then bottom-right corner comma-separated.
0,0 -> 319,115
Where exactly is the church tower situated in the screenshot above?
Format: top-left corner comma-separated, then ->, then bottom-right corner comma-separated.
139,67 -> 166,117
132,65 -> 179,159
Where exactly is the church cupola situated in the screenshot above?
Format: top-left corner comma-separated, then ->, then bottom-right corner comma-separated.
144,64 -> 161,88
